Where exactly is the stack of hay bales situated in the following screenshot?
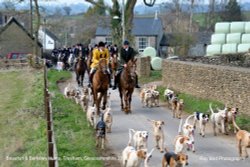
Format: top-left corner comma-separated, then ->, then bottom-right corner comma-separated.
142,47 -> 162,70
206,21 -> 250,56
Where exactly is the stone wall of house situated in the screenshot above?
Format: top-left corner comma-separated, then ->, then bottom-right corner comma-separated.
162,60 -> 250,115
0,23 -> 41,56
137,56 -> 151,77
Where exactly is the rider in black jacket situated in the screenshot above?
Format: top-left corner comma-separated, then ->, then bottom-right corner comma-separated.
112,40 -> 140,90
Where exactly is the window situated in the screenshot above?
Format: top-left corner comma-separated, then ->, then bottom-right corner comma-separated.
138,37 -> 148,52
105,37 -> 112,45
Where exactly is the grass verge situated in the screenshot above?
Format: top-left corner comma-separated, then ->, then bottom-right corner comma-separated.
47,69 -> 103,167
139,70 -> 162,84
0,69 -> 47,167
140,70 -> 250,131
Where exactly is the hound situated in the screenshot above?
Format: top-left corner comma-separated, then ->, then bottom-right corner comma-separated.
162,148 -> 189,167
95,114 -> 107,150
193,112 -> 210,137
129,129 -> 149,150
209,103 -> 227,136
122,129 -> 148,167
148,119 -> 165,153
232,116 -> 250,159
178,115 -> 195,152
225,107 -> 239,133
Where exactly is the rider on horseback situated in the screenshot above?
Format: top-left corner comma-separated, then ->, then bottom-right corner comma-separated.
88,41 -> 112,88
112,40 -> 140,90
74,43 -> 89,70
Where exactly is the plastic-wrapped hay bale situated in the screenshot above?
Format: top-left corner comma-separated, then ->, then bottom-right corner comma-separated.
151,57 -> 162,70
142,47 -> 156,58
222,43 -> 238,54
211,34 -> 226,44
226,33 -> 242,44
237,44 -> 250,53
230,22 -> 245,33
245,22 -> 250,33
206,44 -> 222,56
241,34 -> 250,43
215,22 -> 230,34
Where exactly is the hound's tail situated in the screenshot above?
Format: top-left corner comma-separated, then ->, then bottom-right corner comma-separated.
178,119 -> 183,135
128,129 -> 135,146
209,103 -> 214,115
184,114 -> 195,125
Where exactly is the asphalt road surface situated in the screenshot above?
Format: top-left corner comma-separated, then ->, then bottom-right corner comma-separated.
106,88 -> 250,167
68,73 -> 249,167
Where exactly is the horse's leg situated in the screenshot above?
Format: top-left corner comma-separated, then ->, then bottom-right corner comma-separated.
76,73 -> 80,86
102,91 -> 107,110
124,91 -> 129,114
96,92 -> 101,116
128,93 -> 132,113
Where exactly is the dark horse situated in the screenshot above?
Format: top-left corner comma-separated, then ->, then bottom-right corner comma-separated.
92,58 -> 109,115
118,58 -> 137,114
75,56 -> 87,87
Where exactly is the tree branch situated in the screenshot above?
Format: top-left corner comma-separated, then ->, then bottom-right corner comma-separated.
85,0 -> 108,9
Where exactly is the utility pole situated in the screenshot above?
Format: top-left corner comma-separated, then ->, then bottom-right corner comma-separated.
122,0 -> 125,42
30,0 -> 33,35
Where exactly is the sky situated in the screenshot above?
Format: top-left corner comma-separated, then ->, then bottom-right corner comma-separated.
0,0 -> 248,7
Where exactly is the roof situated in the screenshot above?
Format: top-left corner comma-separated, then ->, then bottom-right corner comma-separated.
42,28 -> 59,41
96,17 -> 163,36
0,17 -> 42,47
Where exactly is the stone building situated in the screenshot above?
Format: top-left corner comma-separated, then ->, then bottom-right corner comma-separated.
0,17 -> 42,58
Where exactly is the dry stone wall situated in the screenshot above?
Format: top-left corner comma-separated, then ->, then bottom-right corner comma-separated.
162,60 -> 250,115
137,56 -> 151,77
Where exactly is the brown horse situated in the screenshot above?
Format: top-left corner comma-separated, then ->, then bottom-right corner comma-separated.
110,54 -> 118,79
118,58 -> 137,114
75,57 -> 87,87
92,58 -> 109,115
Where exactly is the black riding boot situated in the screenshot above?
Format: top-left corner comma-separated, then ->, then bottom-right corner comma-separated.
88,72 -> 94,88
108,73 -> 112,88
112,74 -> 118,90
135,74 -> 140,88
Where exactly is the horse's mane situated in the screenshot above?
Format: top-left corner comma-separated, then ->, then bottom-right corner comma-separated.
98,58 -> 107,66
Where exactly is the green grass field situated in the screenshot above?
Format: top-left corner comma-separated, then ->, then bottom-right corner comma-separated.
47,69 -> 103,167
0,69 -> 47,167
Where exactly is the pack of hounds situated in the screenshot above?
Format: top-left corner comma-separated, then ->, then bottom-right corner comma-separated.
64,83 -> 250,167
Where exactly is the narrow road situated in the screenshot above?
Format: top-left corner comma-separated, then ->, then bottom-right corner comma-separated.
107,88 -> 249,167
65,73 -> 250,167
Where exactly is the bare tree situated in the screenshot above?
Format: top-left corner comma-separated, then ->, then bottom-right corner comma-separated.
85,0 -> 151,46
2,0 -> 16,11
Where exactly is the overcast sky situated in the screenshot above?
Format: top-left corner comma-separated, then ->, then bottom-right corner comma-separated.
0,0 -> 248,6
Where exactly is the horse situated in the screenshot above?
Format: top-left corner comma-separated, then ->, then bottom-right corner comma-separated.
110,54 -> 118,79
92,58 -> 110,115
118,58 -> 137,114
75,55 -> 87,87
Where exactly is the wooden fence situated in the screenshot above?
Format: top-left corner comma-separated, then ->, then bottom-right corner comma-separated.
43,60 -> 58,167
0,59 -> 29,68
